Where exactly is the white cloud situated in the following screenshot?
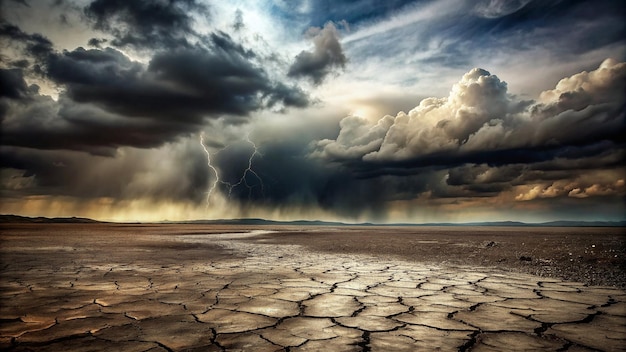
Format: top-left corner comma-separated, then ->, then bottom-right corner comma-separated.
312,59 -> 626,163
342,0 -> 461,45
473,0 -> 532,18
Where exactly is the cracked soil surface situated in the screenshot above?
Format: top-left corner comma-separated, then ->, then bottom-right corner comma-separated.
1,224 -> 625,351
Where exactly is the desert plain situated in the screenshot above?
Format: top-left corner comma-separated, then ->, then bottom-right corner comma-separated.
0,223 -> 625,351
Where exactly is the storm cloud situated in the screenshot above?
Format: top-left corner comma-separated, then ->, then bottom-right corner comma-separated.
84,0 -> 206,49
288,22 -> 347,84
0,20 -> 309,154
200,58 -> 625,219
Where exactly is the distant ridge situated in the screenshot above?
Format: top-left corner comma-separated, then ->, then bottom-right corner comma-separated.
163,218 -> 626,227
157,218 -> 626,227
406,220 -> 626,227
1,214 -> 624,227
0,214 -> 103,224
160,218 -> 353,226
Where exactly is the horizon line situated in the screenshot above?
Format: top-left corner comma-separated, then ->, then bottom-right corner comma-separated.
1,214 -> 625,227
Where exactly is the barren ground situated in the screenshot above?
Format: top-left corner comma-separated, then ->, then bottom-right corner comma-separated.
249,226 -> 626,288
1,224 -> 625,351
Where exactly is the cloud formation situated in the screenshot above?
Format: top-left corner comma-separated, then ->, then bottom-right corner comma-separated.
288,22 -> 347,84
0,14 -> 309,154
313,59 -> 625,167
307,59 -> 625,218
473,0 -> 532,18
84,0 -> 206,49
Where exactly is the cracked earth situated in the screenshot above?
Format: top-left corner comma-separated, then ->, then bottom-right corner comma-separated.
1,224 -> 625,351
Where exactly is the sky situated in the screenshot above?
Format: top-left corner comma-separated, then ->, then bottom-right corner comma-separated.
0,0 -> 624,223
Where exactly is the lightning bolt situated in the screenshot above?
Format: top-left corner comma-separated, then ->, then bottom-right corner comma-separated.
225,133 -> 264,199
199,131 -> 264,209
199,132 -> 220,207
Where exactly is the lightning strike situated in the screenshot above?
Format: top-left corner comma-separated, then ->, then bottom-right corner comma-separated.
225,133 -> 265,199
199,132 -> 220,207
200,131 -> 265,209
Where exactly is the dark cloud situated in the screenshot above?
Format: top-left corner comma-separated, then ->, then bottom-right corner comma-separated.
288,22 -> 347,84
44,44 -> 265,121
47,47 -> 140,85
0,26 -> 310,154
232,9 -> 244,31
8,59 -> 30,68
442,146 -> 625,198
1,86 -> 188,155
266,83 -> 310,110
7,0 -> 29,7
0,22 -> 53,59
0,69 -> 29,99
208,138 -> 392,220
87,37 -> 107,48
84,0 -> 206,49
0,141 -> 211,204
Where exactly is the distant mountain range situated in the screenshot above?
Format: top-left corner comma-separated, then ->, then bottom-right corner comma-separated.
171,218 -> 626,227
1,214 -> 625,227
0,214 -> 103,224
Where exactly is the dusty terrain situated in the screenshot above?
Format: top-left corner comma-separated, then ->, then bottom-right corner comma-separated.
0,223 -> 625,351
250,226 -> 626,288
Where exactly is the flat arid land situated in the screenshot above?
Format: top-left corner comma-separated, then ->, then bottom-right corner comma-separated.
1,224 -> 625,351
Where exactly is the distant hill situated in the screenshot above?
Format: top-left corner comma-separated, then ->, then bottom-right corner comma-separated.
402,220 -> 626,227
0,214 -> 103,224
1,214 -> 624,227
166,218 -> 353,226
168,218 -> 626,227
536,220 -> 626,227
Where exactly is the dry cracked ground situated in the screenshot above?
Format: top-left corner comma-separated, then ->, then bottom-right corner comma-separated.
0,224 -> 625,351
